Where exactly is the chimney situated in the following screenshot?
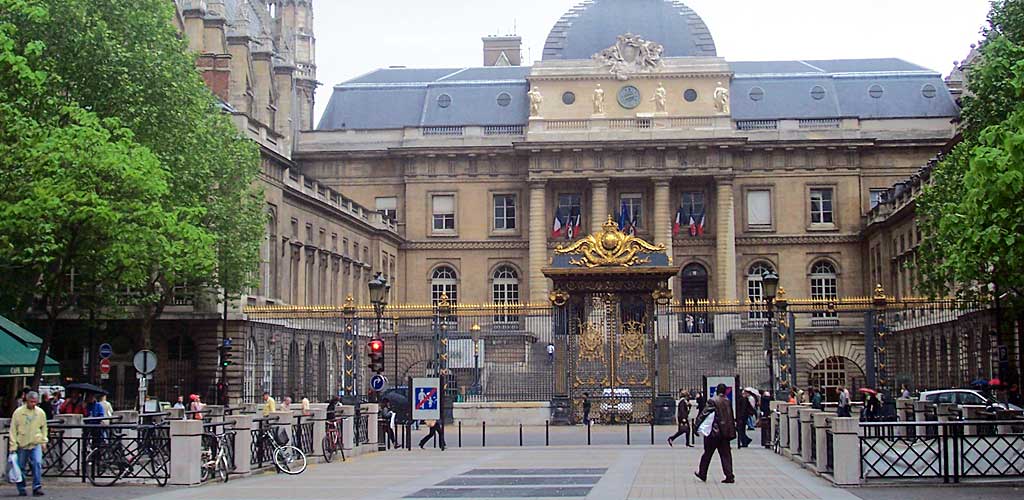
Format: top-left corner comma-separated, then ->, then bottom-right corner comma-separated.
482,35 -> 522,66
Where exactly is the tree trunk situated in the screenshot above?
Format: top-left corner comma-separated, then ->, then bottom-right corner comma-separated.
28,314 -> 58,390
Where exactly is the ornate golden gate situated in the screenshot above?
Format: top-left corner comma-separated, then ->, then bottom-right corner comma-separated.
545,217 -> 676,423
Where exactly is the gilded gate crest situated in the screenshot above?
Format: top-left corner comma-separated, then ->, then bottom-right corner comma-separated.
555,216 -> 665,268
619,320 -> 646,361
578,322 -> 604,361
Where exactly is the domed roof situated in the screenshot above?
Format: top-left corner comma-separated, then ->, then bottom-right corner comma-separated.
542,0 -> 717,61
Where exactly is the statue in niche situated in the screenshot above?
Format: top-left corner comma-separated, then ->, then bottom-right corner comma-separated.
714,82 -> 730,114
528,87 -> 543,117
593,84 -> 606,114
651,82 -> 667,113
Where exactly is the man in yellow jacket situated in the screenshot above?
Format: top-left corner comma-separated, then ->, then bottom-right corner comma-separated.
261,392 -> 276,417
9,391 -> 47,496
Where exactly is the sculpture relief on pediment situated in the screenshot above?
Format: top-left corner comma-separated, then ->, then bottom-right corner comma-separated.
593,33 -> 664,81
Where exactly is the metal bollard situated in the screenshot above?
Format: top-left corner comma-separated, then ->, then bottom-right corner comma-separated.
458,421 -> 462,448
626,421 -> 631,445
519,423 -> 523,446
587,421 -> 591,446
650,421 -> 655,445
482,421 -> 486,448
546,420 -> 550,446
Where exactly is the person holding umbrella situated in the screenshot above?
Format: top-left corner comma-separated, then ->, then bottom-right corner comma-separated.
859,388 -> 880,421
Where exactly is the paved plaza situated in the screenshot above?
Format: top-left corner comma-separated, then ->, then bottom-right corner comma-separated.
15,425 -> 1017,500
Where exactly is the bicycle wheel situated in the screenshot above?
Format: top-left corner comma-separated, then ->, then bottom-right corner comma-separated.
87,447 -> 124,487
322,435 -> 334,463
217,452 -> 230,483
273,445 -> 307,475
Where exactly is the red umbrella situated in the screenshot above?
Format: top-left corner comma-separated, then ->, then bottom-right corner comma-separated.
858,388 -> 878,396
990,378 -> 1002,387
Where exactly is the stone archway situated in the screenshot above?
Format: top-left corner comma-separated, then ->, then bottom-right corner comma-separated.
679,263 -> 709,302
807,356 -> 866,402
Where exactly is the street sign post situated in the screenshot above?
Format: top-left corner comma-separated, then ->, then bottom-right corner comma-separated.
411,377 -> 440,421
370,374 -> 387,392
99,343 -> 113,359
133,350 -> 158,412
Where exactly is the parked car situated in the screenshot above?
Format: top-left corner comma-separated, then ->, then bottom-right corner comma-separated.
919,389 -> 1023,411
599,388 -> 633,415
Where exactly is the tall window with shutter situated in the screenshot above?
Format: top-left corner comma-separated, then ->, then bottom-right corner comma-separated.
431,194 -> 455,232
746,189 -> 772,230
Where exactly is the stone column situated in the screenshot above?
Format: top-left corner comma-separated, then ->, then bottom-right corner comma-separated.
528,180 -> 549,303
799,407 -> 816,464
914,401 -> 930,422
169,419 -> 204,486
814,412 -> 831,472
310,407 -> 327,459
830,417 -> 861,486
590,177 -> 609,231
226,414 -> 253,475
652,178 -> 673,258
340,405 -> 355,453
714,178 -> 737,301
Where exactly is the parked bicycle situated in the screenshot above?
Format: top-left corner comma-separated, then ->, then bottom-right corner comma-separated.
85,425 -> 169,487
322,417 -> 346,463
253,421 -> 307,474
201,426 -> 236,483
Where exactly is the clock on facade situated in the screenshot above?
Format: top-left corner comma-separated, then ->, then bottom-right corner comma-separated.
617,85 -> 641,109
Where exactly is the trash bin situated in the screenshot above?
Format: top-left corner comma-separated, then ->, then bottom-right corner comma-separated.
550,396 -> 572,425
653,395 -> 676,425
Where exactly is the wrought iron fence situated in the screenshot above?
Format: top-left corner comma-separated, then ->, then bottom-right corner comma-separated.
860,420 -> 1024,483
356,414 -> 369,445
77,424 -> 170,484
826,429 -> 834,472
250,417 -> 277,469
293,416 -> 314,454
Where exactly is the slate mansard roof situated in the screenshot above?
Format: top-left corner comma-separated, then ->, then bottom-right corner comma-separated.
317,59 -> 958,131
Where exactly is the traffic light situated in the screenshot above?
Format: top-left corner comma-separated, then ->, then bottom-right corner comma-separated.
219,339 -> 234,368
367,339 -> 385,374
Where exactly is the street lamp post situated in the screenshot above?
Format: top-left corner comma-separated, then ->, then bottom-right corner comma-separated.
762,271 -> 780,400
471,323 -> 481,396
368,273 -> 390,403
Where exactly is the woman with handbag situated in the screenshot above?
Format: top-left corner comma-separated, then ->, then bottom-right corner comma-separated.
667,390 -> 693,447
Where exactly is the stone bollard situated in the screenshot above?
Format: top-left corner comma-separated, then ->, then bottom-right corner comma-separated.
913,401 -> 930,422
814,412 -> 831,473
962,406 -> 986,436
361,403 -> 379,448
310,407 -> 327,459
776,402 -> 790,453
169,419 -> 204,485
225,413 -> 253,476
895,398 -> 914,436
270,411 -> 295,449
787,405 -> 802,459
340,405 -> 355,452
850,404 -> 863,422
168,407 -> 185,420
205,405 -> 225,423
114,410 -> 139,443
799,408 -> 817,466
936,403 -> 956,436
830,417 -> 861,486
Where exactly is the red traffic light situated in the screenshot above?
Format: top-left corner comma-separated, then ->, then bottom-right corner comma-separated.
368,339 -> 384,353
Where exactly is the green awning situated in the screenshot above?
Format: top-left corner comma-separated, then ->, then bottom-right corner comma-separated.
0,316 -> 59,378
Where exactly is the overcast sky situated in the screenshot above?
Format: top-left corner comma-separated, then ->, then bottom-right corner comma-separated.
311,0 -> 992,125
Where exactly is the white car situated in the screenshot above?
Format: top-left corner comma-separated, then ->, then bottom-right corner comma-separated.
919,389 -> 1022,411
600,388 -> 633,414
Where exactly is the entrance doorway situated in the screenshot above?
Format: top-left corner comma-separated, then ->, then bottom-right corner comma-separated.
679,263 -> 709,301
808,356 -> 866,402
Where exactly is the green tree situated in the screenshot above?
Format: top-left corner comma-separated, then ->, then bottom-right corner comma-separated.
12,0 -> 264,349
916,0 -> 1024,379
0,0 -> 175,387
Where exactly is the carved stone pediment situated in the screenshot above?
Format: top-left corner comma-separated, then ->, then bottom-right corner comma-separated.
592,33 -> 664,81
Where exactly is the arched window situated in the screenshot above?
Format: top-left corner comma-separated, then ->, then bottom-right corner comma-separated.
288,339 -> 300,399
431,266 -> 458,305
492,265 -> 520,326
318,341 -> 329,402
808,356 -> 864,402
810,260 -> 838,318
303,340 -> 315,400
262,340 -> 274,397
746,261 -> 775,320
244,337 -> 258,403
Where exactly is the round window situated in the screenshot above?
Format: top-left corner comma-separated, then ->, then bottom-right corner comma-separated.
810,85 -> 826,100
683,89 -> 698,102
617,85 -> 641,109
496,92 -> 512,107
562,91 -> 576,105
437,94 -> 452,108
868,84 -> 884,99
749,87 -> 765,102
921,84 -> 937,99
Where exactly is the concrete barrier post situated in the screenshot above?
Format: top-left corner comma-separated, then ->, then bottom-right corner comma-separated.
799,408 -> 816,465
169,419 -> 204,485
168,408 -> 184,420
113,410 -> 139,444
936,403 -> 955,436
913,401 -> 929,422
776,403 -> 790,453
340,405 -> 355,451
830,417 -> 861,486
226,414 -> 252,475
310,407 -> 327,459
813,412 -> 831,473
362,403 -> 379,447
205,405 -> 225,423
788,405 -> 802,458
270,411 -> 294,451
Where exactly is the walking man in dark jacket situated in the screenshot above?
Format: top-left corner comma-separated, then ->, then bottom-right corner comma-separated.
735,389 -> 754,448
694,383 -> 736,483
667,390 -> 693,447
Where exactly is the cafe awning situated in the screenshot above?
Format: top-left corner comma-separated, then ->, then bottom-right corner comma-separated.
0,316 -> 60,378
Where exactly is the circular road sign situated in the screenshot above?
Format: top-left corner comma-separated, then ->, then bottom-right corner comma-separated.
133,350 -> 158,375
99,358 -> 111,374
99,343 -> 113,359
370,374 -> 387,392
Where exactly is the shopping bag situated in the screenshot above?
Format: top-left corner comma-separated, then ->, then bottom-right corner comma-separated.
697,411 -> 715,437
7,453 -> 22,484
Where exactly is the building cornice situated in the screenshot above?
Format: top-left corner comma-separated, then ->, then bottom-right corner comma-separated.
402,240 -> 529,251
735,234 -> 862,246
